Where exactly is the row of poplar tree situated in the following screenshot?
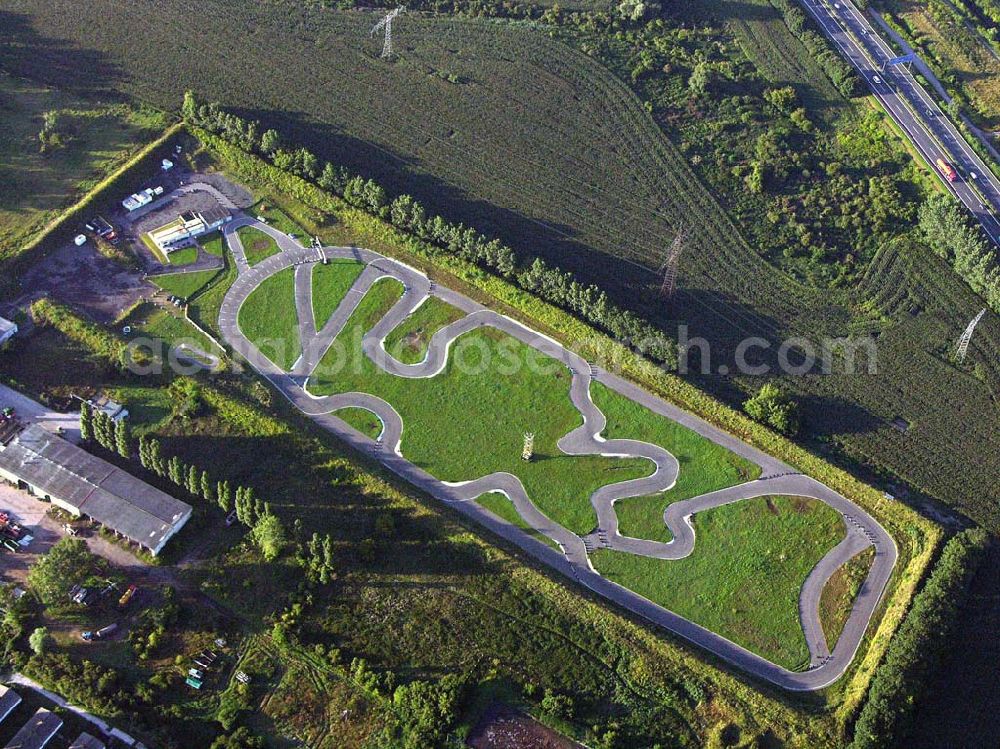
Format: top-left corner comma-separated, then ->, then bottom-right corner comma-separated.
77,402 -> 335,578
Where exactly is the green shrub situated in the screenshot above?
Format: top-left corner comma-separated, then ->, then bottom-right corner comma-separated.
850,528 -> 991,748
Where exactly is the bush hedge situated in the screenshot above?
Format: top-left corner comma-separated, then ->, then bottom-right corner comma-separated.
849,527 -> 991,748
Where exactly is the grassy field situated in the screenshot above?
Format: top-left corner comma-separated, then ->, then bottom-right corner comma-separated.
877,0 -> 1000,128
200,230 -> 225,256
167,244 -> 198,265
150,268 -> 220,300
819,545 -> 875,650
476,491 -> 563,551
4,0 -> 1000,531
237,225 -> 281,266
237,266 -> 301,370
592,495 -> 846,670
122,301 -> 222,356
590,381 -> 762,543
0,71 -> 167,264
308,278 -> 653,536
252,199 -> 306,239
334,406 -> 383,439
383,295 -> 466,364
311,259 -> 365,329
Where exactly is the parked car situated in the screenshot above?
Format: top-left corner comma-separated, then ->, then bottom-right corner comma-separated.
81,623 -> 118,642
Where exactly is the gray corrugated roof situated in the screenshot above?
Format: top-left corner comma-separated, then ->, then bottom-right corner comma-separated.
0,686 -> 21,723
3,708 -> 62,749
199,205 -> 230,225
0,425 -> 191,552
68,732 -> 106,749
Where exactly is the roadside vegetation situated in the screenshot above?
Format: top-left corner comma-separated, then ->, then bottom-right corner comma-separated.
874,0 -> 1000,128
382,295 -> 466,364
592,495 -> 846,670
591,381 -> 760,543
311,259 -> 365,329
849,527 -> 990,748
237,267 -> 301,370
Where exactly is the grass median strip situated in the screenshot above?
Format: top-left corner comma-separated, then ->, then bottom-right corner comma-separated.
334,407 -> 383,440
308,280 -> 652,536
239,225 -> 282,266
476,491 -> 562,552
238,267 -> 301,370
590,380 -> 761,543
384,295 -> 466,364
312,260 -> 365,329
820,545 -> 875,651
592,495 -> 845,670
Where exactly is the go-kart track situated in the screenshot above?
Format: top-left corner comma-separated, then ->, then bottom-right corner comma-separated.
217,217 -> 897,691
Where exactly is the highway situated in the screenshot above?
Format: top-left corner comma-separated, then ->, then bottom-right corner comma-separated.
800,0 -> 1000,245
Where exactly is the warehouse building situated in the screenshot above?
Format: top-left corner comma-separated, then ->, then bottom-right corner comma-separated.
0,317 -> 17,347
0,425 -> 191,556
148,206 -> 231,252
3,707 -> 62,749
0,687 -> 21,725
68,733 -> 105,749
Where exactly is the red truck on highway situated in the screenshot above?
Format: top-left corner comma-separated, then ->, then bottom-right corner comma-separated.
936,158 -> 958,183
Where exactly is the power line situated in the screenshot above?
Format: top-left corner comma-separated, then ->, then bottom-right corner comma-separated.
371,7 -> 405,59
659,225 -> 686,305
956,308 -> 986,362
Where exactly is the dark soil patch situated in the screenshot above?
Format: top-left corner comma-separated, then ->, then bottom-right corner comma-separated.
466,704 -> 580,749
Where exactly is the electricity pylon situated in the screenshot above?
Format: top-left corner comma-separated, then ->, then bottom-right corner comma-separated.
659,225 -> 687,303
522,433 -> 534,462
956,308 -> 986,362
371,7 -> 405,59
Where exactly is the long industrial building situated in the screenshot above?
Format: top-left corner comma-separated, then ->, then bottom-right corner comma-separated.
0,425 -> 191,556
3,707 -> 62,749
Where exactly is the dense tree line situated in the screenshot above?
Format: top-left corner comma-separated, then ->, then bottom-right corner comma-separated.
182,92 -> 678,369
918,193 -> 1000,313
770,0 -> 861,98
849,527 -> 991,748
85,392 -> 289,560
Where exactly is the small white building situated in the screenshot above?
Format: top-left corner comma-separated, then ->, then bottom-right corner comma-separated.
88,394 -> 129,423
148,206 -> 232,252
0,317 -> 17,347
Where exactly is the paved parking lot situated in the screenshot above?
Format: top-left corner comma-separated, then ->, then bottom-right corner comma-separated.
0,482 -> 63,584
0,383 -> 80,442
0,482 -> 147,585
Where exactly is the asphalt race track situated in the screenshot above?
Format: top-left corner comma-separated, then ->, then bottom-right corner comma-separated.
218,217 -> 897,690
